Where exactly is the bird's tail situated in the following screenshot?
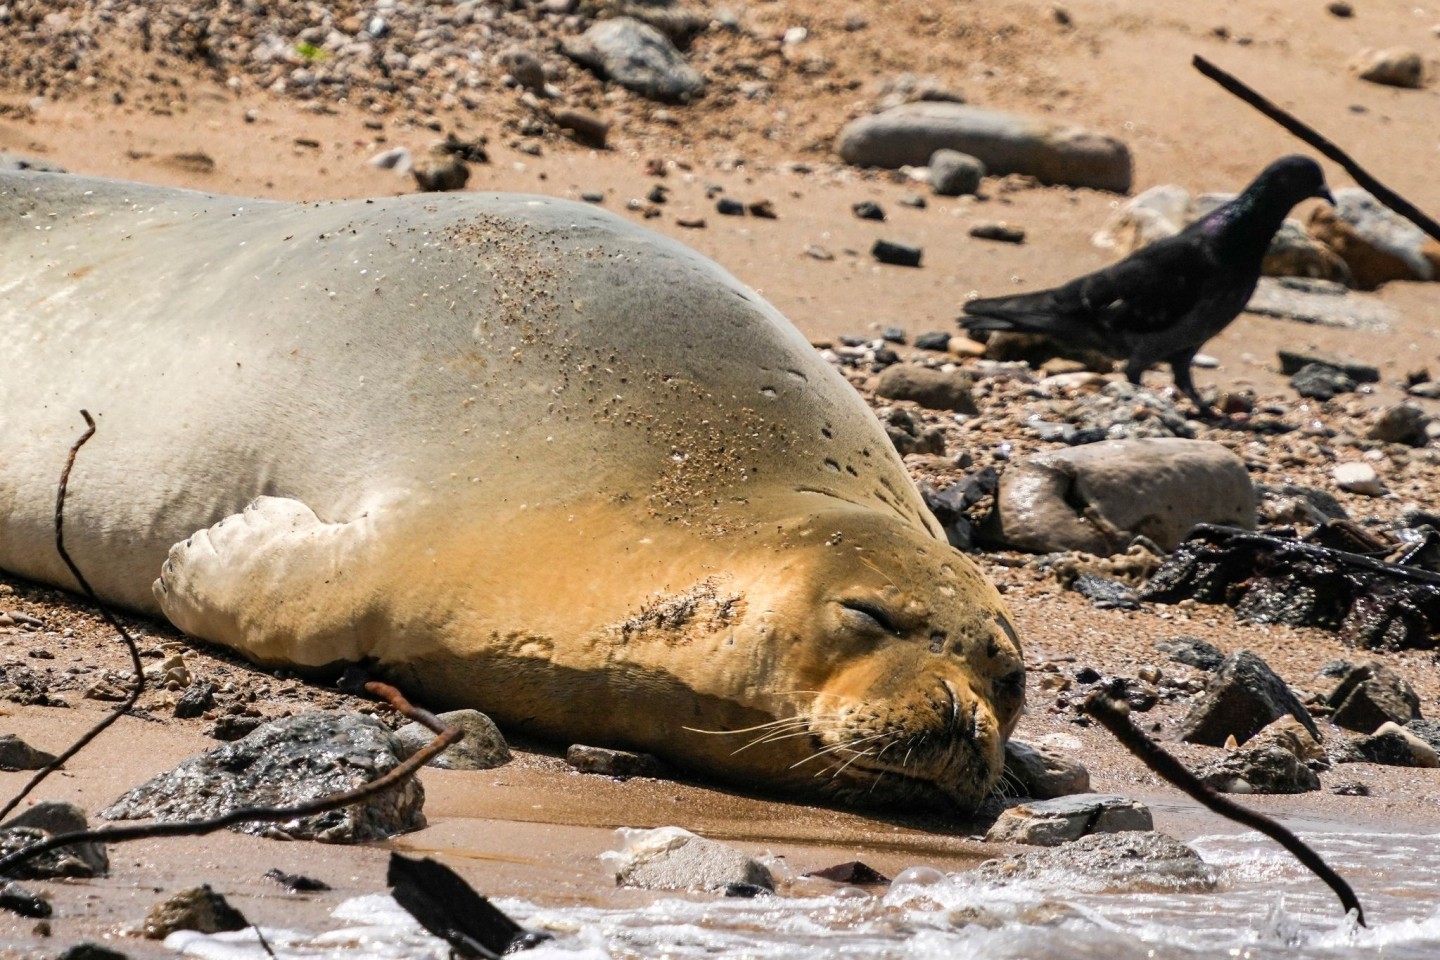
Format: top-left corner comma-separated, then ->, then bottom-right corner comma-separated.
960,290 -> 1064,334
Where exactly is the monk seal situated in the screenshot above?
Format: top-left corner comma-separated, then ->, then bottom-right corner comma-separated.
0,172 -> 1024,811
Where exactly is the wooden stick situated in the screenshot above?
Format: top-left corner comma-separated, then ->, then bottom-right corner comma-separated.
1085,692 -> 1365,926
0,411 -> 146,823
1193,55 -> 1440,243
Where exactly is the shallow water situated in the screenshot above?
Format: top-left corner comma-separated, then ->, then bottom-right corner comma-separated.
170,832 -> 1440,960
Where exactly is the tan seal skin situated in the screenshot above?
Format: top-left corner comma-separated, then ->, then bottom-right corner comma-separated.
0,172 -> 1023,812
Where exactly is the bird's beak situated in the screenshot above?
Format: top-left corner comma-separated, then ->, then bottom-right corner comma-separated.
1317,186 -> 1335,205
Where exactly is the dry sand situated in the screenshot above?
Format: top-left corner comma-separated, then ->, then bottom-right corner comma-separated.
3,0 -> 1440,954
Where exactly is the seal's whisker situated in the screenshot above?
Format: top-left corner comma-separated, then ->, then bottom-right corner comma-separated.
789,732 -> 890,769
682,716 -> 807,736
830,746 -> 878,778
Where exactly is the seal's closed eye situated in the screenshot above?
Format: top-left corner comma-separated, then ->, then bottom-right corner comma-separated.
837,599 -> 901,636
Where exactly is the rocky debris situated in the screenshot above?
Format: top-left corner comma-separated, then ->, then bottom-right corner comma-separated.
1309,189 -> 1440,289
0,734 -> 56,771
1195,745 -> 1320,794
984,438 -> 1254,555
1003,740 -> 1090,799
978,831 -> 1216,892
871,239 -> 923,267
210,715 -> 264,742
0,152 -> 66,173
1246,277 -> 1396,332
0,881 -> 50,918
566,744 -> 664,778
1403,718 -> 1440,752
852,200 -> 886,221
497,45 -> 547,95
1371,721 -> 1438,766
395,709 -> 511,770
715,197 -> 745,216
1175,649 -> 1320,746
1141,524 -> 1440,650
880,407 -> 947,457
971,330 -> 1116,376
1257,483 -> 1348,526
1331,461 -> 1384,496
1091,184 -> 1194,254
410,143 -> 471,193
1291,362 -> 1356,400
1332,727 -> 1430,766
1351,47 -> 1426,89
874,364 -> 977,413
914,331 -> 952,352
1069,574 -> 1140,610
1021,380 -> 1199,444
1154,636 -> 1226,671
55,946 -> 128,960
836,102 -> 1132,192
969,221 -> 1025,244
921,468 -> 998,550
1247,715 -> 1327,763
1276,347 -> 1380,383
142,885 -> 248,940
985,794 -> 1152,846
102,712 -> 425,843
562,18 -> 704,103
928,149 -> 984,196
1369,404 -> 1432,447
264,868 -> 331,893
1326,662 -> 1421,732
604,827 -> 772,892
553,108 -> 610,148
0,803 -> 109,880
803,861 -> 890,884
173,681 -> 216,720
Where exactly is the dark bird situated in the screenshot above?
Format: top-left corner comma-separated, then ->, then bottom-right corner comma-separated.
961,155 -> 1333,413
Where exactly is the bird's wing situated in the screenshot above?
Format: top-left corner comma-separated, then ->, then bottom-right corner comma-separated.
962,228 -> 1229,345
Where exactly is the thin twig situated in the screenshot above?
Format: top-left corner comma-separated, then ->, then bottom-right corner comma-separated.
0,680 -> 462,875
0,410 -> 147,823
1193,55 -> 1440,243
1084,692 -> 1365,926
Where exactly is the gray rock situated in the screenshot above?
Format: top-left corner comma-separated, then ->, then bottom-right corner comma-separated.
984,794 -> 1152,846
101,712 -> 425,843
969,221 -> 1026,244
609,827 -> 772,892
1327,662 -> 1420,732
562,18 -> 705,103
1246,277 -> 1396,332
929,149 -> 984,196
1332,730 -> 1421,766
567,744 -> 664,778
1,802 -> 108,877
394,709 -> 511,770
0,734 -> 57,771
498,46 -> 546,93
978,831 -> 1216,892
1154,636 -> 1225,671
0,152 -> 66,173
874,364 -> 977,412
55,945 -> 127,960
836,102 -> 1132,193
1291,362 -> 1356,400
1404,718 -> 1440,751
1003,740 -> 1090,799
1309,188 -> 1438,289
1195,745 -> 1321,794
1070,573 -> 1140,610
871,239 -> 923,267
852,200 -> 885,221
987,438 -> 1254,555
1368,404 -> 1431,446
914,331 -> 952,352
143,885 -> 248,940
1353,47 -> 1425,89
1178,650 -> 1320,746
0,880 -> 49,918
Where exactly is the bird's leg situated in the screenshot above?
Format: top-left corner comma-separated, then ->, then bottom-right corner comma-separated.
1123,357 -> 1147,386
1166,350 -> 1217,419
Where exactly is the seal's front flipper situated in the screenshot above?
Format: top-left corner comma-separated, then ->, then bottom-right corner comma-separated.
154,496 -> 380,669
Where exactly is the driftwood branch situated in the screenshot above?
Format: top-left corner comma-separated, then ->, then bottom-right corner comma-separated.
1193,54 -> 1440,243
0,410 -> 146,823
1,412 -> 463,876
1084,692 -> 1365,926
0,679 -> 461,875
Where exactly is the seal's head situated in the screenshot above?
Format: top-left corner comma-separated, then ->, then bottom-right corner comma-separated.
703,506 -> 1025,813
